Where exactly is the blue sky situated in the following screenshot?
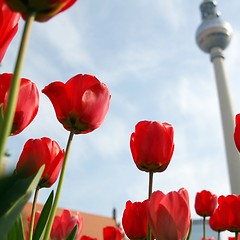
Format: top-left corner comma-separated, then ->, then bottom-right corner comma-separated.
2,0 -> 240,238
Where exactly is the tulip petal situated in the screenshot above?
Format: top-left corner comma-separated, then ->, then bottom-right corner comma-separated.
16,139 -> 50,178
148,190 -> 190,240
42,81 -> 70,122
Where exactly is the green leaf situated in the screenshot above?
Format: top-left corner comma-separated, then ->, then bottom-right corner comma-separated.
7,215 -> 25,240
33,190 -> 54,240
0,166 -> 44,238
66,224 -> 78,240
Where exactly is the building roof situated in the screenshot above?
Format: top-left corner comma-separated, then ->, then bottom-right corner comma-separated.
22,202 -> 122,240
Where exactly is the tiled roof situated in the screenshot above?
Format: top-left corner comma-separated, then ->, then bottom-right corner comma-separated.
22,202 -> 123,240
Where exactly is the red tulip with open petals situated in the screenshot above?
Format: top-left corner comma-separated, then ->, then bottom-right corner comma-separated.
42,74 -> 111,134
0,73 -> 39,135
195,190 -> 217,217
16,137 -> 64,188
0,0 -> 20,62
51,209 -> 83,240
4,0 -> 76,22
122,200 -> 148,240
103,226 -> 122,240
130,120 -> 174,172
147,188 -> 191,240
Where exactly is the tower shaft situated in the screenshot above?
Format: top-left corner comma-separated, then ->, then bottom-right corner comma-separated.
210,47 -> 240,194
196,0 -> 240,194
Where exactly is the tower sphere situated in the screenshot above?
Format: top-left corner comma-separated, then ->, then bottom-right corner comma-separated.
196,0 -> 232,53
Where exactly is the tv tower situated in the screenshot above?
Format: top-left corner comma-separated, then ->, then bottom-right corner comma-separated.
196,0 -> 240,194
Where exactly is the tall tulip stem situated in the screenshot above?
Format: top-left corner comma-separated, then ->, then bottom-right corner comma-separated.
0,12 -> 35,167
217,231 -> 220,240
203,216 -> 206,240
236,232 -> 239,240
43,131 -> 74,240
148,171 -> 153,199
28,187 -> 40,240
147,171 -> 154,240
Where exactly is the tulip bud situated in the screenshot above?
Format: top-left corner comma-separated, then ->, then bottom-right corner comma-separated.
0,73 -> 39,135
0,0 -> 20,63
130,120 -> 174,172
16,137 -> 65,188
195,190 -> 217,217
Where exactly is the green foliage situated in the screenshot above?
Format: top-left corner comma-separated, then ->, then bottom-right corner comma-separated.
7,216 -> 25,240
66,225 -> 78,240
33,190 -> 54,240
0,166 -> 44,238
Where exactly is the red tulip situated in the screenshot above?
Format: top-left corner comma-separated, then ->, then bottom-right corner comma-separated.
51,209 -> 83,240
217,195 -> 240,233
209,207 -> 227,232
234,114 -> 240,152
0,73 -> 39,135
0,0 -> 20,62
147,188 -> 191,240
103,226 -> 122,240
228,237 -> 240,240
80,236 -> 98,240
122,200 -> 148,239
4,0 -> 76,22
130,120 -> 174,172
194,190 -> 217,217
42,74 -> 111,134
16,137 -> 64,188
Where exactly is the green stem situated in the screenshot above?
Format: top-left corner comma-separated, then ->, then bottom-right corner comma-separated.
0,12 -> 35,167
217,231 -> 220,240
236,232 -> 239,240
147,171 -> 154,240
43,131 -> 74,240
203,216 -> 206,240
28,187 -> 39,240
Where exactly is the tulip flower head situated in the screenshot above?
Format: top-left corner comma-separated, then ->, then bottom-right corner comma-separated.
0,0 -> 20,63
147,188 -> 191,240
51,209 -> 83,240
103,226 -> 122,240
209,207 -> 227,232
217,195 -> 240,233
0,73 -> 39,135
195,190 -> 217,217
130,120 -> 174,172
42,74 -> 111,134
16,137 -> 64,188
4,0 -> 76,22
122,200 -> 148,240
234,114 -> 240,152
